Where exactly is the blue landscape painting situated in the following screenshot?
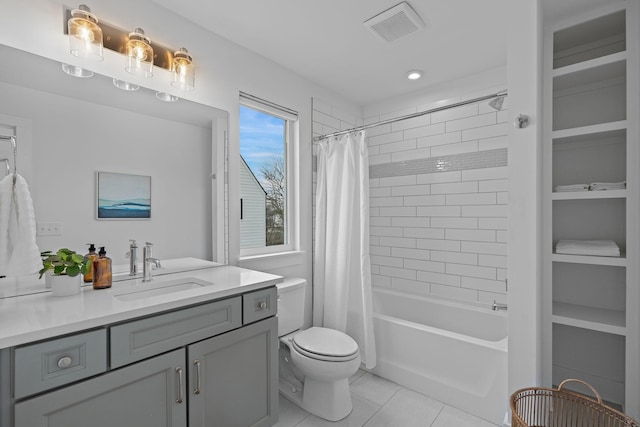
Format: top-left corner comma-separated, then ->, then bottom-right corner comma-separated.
97,172 -> 151,219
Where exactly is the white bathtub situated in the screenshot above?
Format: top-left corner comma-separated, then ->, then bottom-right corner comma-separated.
371,288 -> 508,425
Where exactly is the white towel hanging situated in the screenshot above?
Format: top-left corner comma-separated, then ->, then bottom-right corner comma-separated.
0,173 -> 41,277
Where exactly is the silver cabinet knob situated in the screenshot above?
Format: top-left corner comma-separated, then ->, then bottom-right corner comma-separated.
259,301 -> 267,310
57,356 -> 73,369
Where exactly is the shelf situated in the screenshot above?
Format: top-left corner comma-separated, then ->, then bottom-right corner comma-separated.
553,10 -> 626,68
553,51 -> 627,78
551,253 -> 627,267
545,4 -> 637,416
551,120 -> 626,140
552,190 -> 626,200
553,58 -> 625,94
553,302 -> 626,335
552,58 -> 626,130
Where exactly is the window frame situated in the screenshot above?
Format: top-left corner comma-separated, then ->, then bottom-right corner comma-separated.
239,93 -> 298,258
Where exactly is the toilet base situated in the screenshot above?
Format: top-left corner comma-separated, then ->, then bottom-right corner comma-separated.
279,377 -> 353,421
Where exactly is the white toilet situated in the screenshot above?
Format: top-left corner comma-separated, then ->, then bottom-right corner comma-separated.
277,277 -> 361,421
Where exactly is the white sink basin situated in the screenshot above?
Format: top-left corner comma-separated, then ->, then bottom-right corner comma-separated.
113,278 -> 214,301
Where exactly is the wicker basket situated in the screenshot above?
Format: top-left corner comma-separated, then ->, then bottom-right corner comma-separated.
510,379 -> 639,427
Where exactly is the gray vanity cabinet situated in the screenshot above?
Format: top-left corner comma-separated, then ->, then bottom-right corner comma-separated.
3,286 -> 278,427
14,348 -> 187,427
188,316 -> 278,427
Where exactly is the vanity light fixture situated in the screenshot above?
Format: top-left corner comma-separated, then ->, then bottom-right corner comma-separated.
67,4 -> 104,61
155,91 -> 179,102
113,79 -> 140,91
171,48 -> 195,91
407,70 -> 422,80
61,8 -> 196,91
125,28 -> 154,78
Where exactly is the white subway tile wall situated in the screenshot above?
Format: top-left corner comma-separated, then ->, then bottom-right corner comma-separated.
312,96 -> 508,305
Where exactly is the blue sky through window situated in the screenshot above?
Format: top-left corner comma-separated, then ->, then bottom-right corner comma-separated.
240,105 -> 285,183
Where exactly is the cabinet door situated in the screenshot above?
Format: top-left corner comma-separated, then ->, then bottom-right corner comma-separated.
14,349 -> 187,427
188,316 -> 278,427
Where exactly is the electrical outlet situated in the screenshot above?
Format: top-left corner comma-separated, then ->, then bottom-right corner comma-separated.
37,222 -> 62,236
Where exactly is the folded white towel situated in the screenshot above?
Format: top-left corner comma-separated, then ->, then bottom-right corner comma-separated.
0,174 -> 42,277
590,181 -> 626,191
555,239 -> 620,257
555,184 -> 590,192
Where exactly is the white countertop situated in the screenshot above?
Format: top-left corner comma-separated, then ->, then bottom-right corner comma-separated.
0,260 -> 282,349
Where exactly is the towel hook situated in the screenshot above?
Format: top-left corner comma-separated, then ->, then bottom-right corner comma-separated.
0,135 -> 17,185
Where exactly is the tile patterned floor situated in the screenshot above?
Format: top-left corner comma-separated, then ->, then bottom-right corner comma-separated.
275,370 -> 500,427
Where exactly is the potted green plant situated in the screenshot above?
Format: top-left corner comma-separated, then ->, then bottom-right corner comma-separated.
39,248 -> 91,296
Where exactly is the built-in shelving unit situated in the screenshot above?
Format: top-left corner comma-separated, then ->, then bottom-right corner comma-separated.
543,2 -> 639,419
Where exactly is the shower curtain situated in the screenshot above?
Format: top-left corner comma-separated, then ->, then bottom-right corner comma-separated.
313,131 -> 376,369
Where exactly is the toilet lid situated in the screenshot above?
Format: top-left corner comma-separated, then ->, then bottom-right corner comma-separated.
292,327 -> 359,360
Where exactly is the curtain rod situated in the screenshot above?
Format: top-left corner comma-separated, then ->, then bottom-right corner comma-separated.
313,90 -> 508,142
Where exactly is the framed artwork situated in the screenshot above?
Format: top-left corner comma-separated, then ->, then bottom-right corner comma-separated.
96,172 -> 151,220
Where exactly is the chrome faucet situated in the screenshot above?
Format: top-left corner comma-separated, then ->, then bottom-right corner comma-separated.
128,239 -> 138,276
143,242 -> 161,282
492,300 -> 507,311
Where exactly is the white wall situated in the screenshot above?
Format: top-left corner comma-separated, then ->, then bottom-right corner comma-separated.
0,0 -> 361,288
507,0 -> 544,399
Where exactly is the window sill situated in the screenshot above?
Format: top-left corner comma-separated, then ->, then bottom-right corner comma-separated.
239,250 -> 305,263
238,250 -> 306,271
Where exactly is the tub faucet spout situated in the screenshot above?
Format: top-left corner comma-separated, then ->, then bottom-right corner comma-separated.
492,300 -> 507,311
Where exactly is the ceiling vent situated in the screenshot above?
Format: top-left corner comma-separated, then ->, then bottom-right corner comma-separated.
364,2 -> 425,43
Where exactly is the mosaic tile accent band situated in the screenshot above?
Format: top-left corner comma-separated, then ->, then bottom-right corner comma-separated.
369,148 -> 507,179
313,148 -> 508,178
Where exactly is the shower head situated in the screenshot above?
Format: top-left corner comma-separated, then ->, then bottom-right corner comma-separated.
488,96 -> 505,111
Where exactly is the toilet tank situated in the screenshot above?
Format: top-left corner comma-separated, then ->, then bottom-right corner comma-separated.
276,277 -> 307,336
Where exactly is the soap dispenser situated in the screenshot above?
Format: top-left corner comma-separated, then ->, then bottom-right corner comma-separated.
92,247 -> 112,290
83,244 -> 97,283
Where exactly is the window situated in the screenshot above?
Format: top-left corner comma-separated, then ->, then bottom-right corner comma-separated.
239,93 -> 297,255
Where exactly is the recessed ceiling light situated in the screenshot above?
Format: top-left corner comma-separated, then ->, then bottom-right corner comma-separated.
407,70 -> 422,80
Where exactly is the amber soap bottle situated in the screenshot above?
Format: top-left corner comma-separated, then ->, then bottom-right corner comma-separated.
83,243 -> 97,283
92,246 -> 112,289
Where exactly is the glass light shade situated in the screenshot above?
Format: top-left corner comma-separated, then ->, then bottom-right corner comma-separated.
67,5 -> 103,61
155,91 -> 179,102
113,79 -> 140,91
171,48 -> 195,91
125,28 -> 154,78
61,63 -> 94,78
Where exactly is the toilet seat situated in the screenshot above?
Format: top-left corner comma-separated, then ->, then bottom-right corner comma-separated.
292,327 -> 359,362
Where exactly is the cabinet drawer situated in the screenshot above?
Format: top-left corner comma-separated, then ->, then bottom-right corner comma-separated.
14,329 -> 107,399
111,296 -> 241,368
243,287 -> 277,324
